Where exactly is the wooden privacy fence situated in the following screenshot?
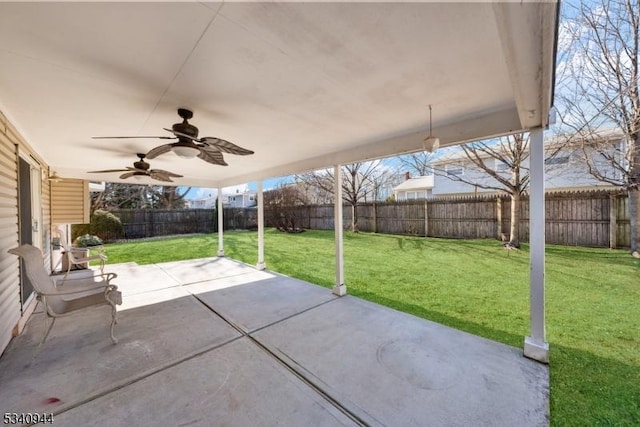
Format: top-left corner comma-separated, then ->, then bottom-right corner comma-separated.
110,209 -> 215,240
105,190 -> 630,248
261,190 -> 630,248
108,207 -> 257,240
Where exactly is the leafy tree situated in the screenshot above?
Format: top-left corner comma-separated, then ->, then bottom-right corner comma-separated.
557,0 -> 640,254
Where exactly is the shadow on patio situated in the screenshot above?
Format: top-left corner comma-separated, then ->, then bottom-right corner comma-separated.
0,258 -> 549,426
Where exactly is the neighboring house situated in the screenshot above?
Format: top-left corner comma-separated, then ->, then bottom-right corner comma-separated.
188,191 -> 258,209
226,191 -> 257,208
421,135 -> 623,197
393,175 -> 435,201
188,194 -> 227,209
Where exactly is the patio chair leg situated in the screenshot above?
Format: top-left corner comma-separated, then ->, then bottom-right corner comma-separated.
108,301 -> 118,344
62,263 -> 71,281
41,315 -> 56,346
110,313 -> 118,344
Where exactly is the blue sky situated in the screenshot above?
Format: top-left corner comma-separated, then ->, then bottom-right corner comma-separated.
183,176 -> 295,200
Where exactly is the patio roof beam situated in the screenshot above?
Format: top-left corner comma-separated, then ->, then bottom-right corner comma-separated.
492,2 -> 557,130
217,187 -> 224,257
525,127 -> 549,363
217,108 -> 524,188
333,164 -> 346,296
257,180 -> 266,271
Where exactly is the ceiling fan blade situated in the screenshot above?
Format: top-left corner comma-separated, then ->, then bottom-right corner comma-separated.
200,137 -> 254,155
148,171 -> 175,182
88,169 -> 128,173
197,146 -> 228,166
150,169 -> 183,178
163,128 -> 197,141
146,144 -> 174,159
119,172 -> 140,179
93,136 -> 176,140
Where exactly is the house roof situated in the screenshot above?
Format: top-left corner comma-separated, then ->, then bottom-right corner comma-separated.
0,2 -> 558,188
393,176 -> 435,192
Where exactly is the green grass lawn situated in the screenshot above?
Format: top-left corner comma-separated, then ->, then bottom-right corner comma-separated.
104,229 -> 640,426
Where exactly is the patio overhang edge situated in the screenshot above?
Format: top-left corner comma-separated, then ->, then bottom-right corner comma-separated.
218,107 -> 525,187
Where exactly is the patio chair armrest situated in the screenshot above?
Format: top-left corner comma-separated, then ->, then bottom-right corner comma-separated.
73,253 -> 107,263
56,272 -> 117,289
42,281 -> 118,296
59,271 -> 118,284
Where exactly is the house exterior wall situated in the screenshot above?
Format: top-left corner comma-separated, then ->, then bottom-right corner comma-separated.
431,146 -> 615,196
395,189 -> 433,200
51,179 -> 90,224
393,176 -> 435,201
226,193 -> 256,208
0,110 -> 53,355
0,112 -> 20,355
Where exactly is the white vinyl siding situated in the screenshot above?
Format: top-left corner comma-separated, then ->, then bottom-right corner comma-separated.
0,112 -> 21,355
51,179 -> 90,225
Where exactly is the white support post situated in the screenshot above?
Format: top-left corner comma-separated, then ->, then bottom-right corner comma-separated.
256,180 -> 266,270
333,165 -> 347,296
217,187 -> 225,257
525,127 -> 549,363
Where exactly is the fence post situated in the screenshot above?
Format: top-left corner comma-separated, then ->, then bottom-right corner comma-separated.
149,211 -> 155,237
496,197 -> 503,240
609,194 -> 617,249
372,203 -> 377,233
424,200 -> 429,237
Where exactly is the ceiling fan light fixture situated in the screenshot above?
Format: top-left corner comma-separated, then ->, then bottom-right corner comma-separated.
172,145 -> 200,158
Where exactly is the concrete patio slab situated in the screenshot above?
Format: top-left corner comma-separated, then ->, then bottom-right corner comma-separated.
0,293 -> 241,415
252,296 -> 549,427
53,338 -> 356,427
187,274 -> 338,333
103,262 -> 182,296
1,257 -> 549,426
52,262 -> 182,297
157,257 -> 257,285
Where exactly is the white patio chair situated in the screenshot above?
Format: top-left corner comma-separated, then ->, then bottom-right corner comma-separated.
8,244 -> 122,345
56,226 -> 107,280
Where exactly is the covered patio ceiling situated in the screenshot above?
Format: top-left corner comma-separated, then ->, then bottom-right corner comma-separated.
0,1 -> 558,188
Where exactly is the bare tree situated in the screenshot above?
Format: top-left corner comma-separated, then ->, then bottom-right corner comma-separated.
368,165 -> 396,202
397,152 -> 435,176
295,161 -> 381,231
92,183 -> 152,210
91,183 -> 191,210
433,134 -> 530,247
557,0 -> 640,254
148,186 -> 191,209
